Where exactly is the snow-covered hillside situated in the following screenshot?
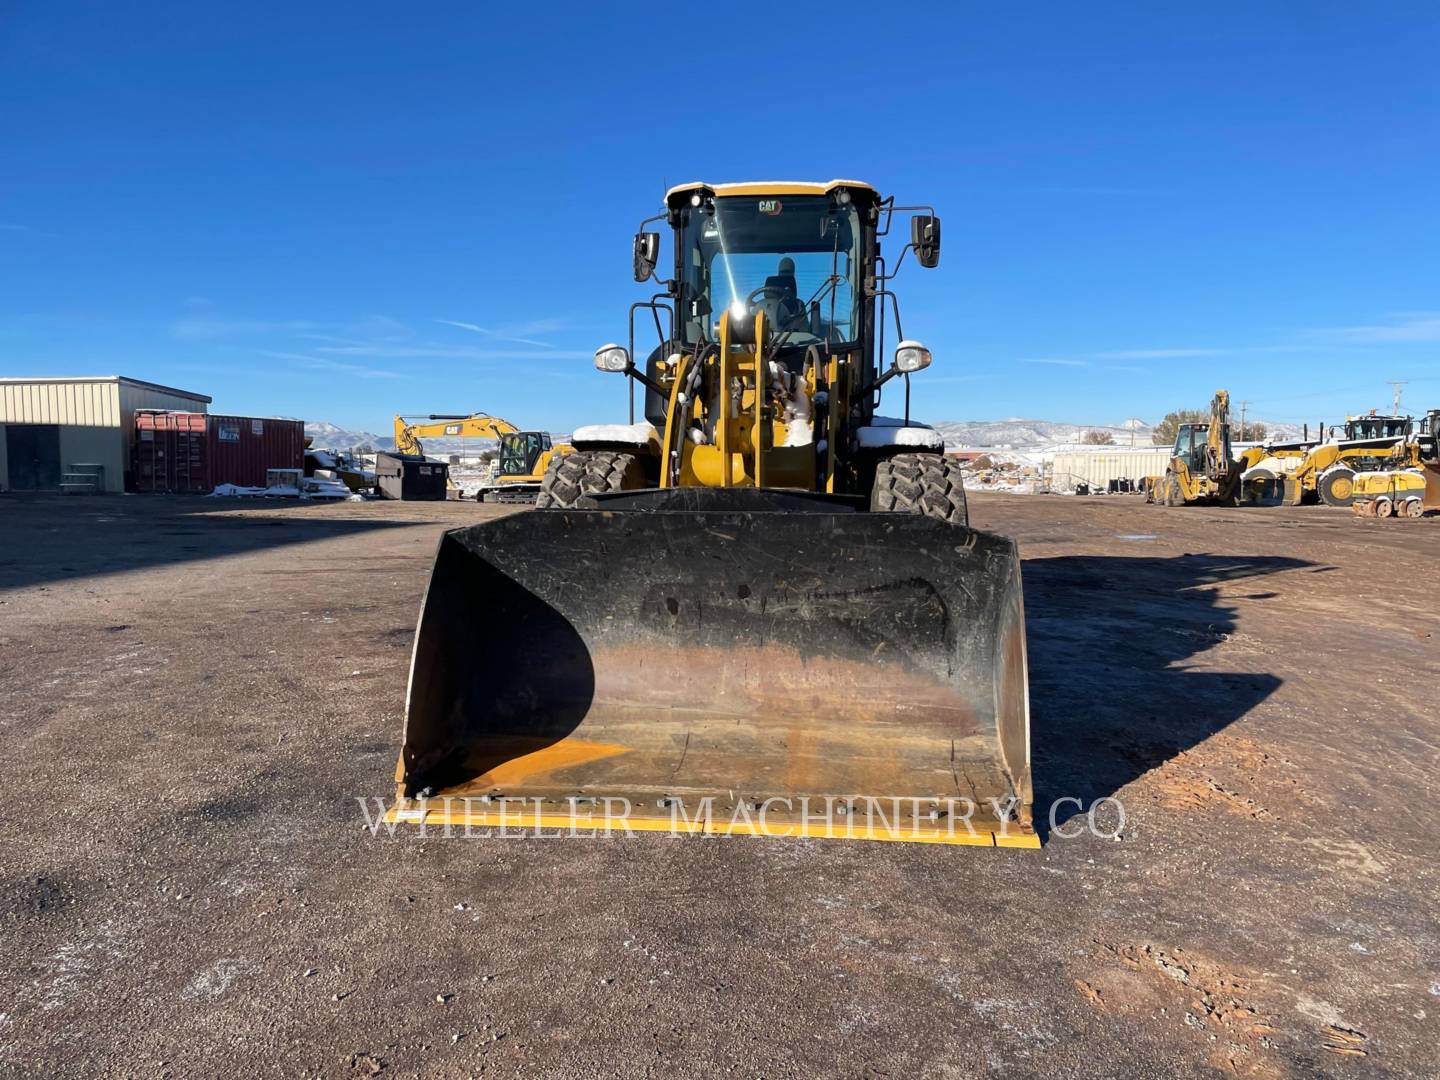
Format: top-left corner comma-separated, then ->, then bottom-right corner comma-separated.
304,422 -> 392,452
933,417 -> 1304,449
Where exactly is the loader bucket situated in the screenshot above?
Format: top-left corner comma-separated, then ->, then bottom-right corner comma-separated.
389,491 -> 1035,847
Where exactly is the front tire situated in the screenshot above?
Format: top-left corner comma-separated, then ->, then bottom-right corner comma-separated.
535,450 -> 646,509
1318,467 -> 1356,508
871,453 -> 969,526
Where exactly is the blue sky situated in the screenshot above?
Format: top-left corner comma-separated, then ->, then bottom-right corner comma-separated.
2,2 -> 1438,433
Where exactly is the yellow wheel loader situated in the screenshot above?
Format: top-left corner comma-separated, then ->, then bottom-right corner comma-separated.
1151,391 -> 1239,506
392,413 -> 573,502
1239,412 -> 1428,509
389,180 -> 1035,847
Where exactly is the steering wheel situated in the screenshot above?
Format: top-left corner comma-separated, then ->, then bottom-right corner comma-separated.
745,284 -> 805,326
745,284 -> 787,306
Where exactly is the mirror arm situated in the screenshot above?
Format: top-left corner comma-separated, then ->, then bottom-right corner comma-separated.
625,363 -> 668,398
862,364 -> 903,397
881,243 -> 910,282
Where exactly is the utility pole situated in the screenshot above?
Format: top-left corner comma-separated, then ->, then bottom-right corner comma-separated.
1238,400 -> 1250,441
1388,380 -> 1408,414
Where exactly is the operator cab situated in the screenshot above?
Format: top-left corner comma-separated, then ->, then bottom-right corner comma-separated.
498,431 -> 551,476
1172,423 -> 1209,474
1173,421 -> 1233,477
1344,413 -> 1411,441
675,191 -> 866,350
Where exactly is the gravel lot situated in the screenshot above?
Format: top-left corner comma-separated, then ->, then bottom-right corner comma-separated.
1,491 -> 1436,1078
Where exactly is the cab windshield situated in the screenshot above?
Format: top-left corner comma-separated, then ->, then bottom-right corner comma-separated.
1346,416 -> 1409,440
499,432 -> 547,474
677,195 -> 861,347
1173,425 -> 1207,472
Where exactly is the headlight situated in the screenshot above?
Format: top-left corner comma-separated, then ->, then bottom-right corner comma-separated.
593,344 -> 630,373
895,341 -> 932,373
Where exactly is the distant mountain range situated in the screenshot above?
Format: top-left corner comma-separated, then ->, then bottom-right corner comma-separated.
306,416 -> 1305,454
305,422 -> 393,452
932,418 -> 1154,448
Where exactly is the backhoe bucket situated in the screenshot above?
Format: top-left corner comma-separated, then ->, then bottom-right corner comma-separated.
389,494 -> 1035,847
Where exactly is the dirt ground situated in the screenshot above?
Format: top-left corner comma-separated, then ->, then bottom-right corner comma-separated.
1,491 -> 1436,1079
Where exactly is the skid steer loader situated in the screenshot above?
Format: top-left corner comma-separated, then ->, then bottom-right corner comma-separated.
388,180 -> 1035,847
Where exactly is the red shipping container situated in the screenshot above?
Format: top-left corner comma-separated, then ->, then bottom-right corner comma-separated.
133,412 -> 305,491
134,411 -> 208,492
206,414 -> 305,488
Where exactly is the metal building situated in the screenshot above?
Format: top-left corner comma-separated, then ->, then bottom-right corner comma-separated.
0,376 -> 211,493
1049,445 -> 1172,493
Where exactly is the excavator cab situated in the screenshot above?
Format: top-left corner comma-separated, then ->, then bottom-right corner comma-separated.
496,431 -> 552,477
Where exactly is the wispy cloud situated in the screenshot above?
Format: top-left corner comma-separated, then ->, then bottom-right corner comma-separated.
316,342 -> 589,361
0,223 -> 32,233
1090,344 -> 1306,360
1310,313 -> 1440,344
262,351 -> 401,379
1020,357 -> 1090,367
435,317 -> 564,348
1092,347 -> 1226,360
172,311 -> 413,343
172,317 -> 321,340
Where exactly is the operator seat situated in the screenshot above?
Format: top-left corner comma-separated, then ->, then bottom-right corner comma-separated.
760,257 -> 806,330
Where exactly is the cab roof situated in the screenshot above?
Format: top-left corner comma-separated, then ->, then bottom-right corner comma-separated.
665,179 -> 879,200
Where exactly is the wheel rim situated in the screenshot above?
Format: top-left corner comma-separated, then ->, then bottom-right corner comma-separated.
1376,498 -> 1393,517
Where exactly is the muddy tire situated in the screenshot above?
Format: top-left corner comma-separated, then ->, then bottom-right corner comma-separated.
1318,468 -> 1356,508
536,450 -> 646,509
871,453 -> 969,526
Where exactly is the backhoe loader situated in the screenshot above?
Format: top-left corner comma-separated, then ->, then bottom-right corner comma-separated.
388,180 -> 1035,846
392,413 -> 572,502
1149,391 -> 1239,506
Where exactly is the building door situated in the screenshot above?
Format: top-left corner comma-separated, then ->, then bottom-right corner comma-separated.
5,424 -> 62,490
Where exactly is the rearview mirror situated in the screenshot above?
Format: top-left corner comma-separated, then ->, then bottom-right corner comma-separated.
911,215 -> 941,269
633,232 -> 660,282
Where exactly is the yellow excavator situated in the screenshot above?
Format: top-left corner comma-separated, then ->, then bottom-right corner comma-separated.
1149,391 -> 1239,506
391,413 -> 572,502
387,180 -> 1035,847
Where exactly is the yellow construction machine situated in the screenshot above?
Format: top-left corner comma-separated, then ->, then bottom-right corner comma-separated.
1238,411 -> 1432,508
1149,391 -> 1240,506
388,180 -> 1035,847
391,413 -> 572,502
1350,470 -> 1429,518
1347,407 -> 1440,517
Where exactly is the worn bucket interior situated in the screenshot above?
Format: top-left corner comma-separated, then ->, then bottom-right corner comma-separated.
392,504 -> 1033,845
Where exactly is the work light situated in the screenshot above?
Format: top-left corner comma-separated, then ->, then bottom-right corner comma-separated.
593,344 -> 630,373
895,341 -> 932,373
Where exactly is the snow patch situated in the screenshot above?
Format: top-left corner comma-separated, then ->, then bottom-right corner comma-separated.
855,424 -> 944,450
572,423 -> 657,447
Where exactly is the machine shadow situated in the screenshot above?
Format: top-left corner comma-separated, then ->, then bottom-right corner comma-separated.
1022,552 -> 1315,836
0,493 -> 425,590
